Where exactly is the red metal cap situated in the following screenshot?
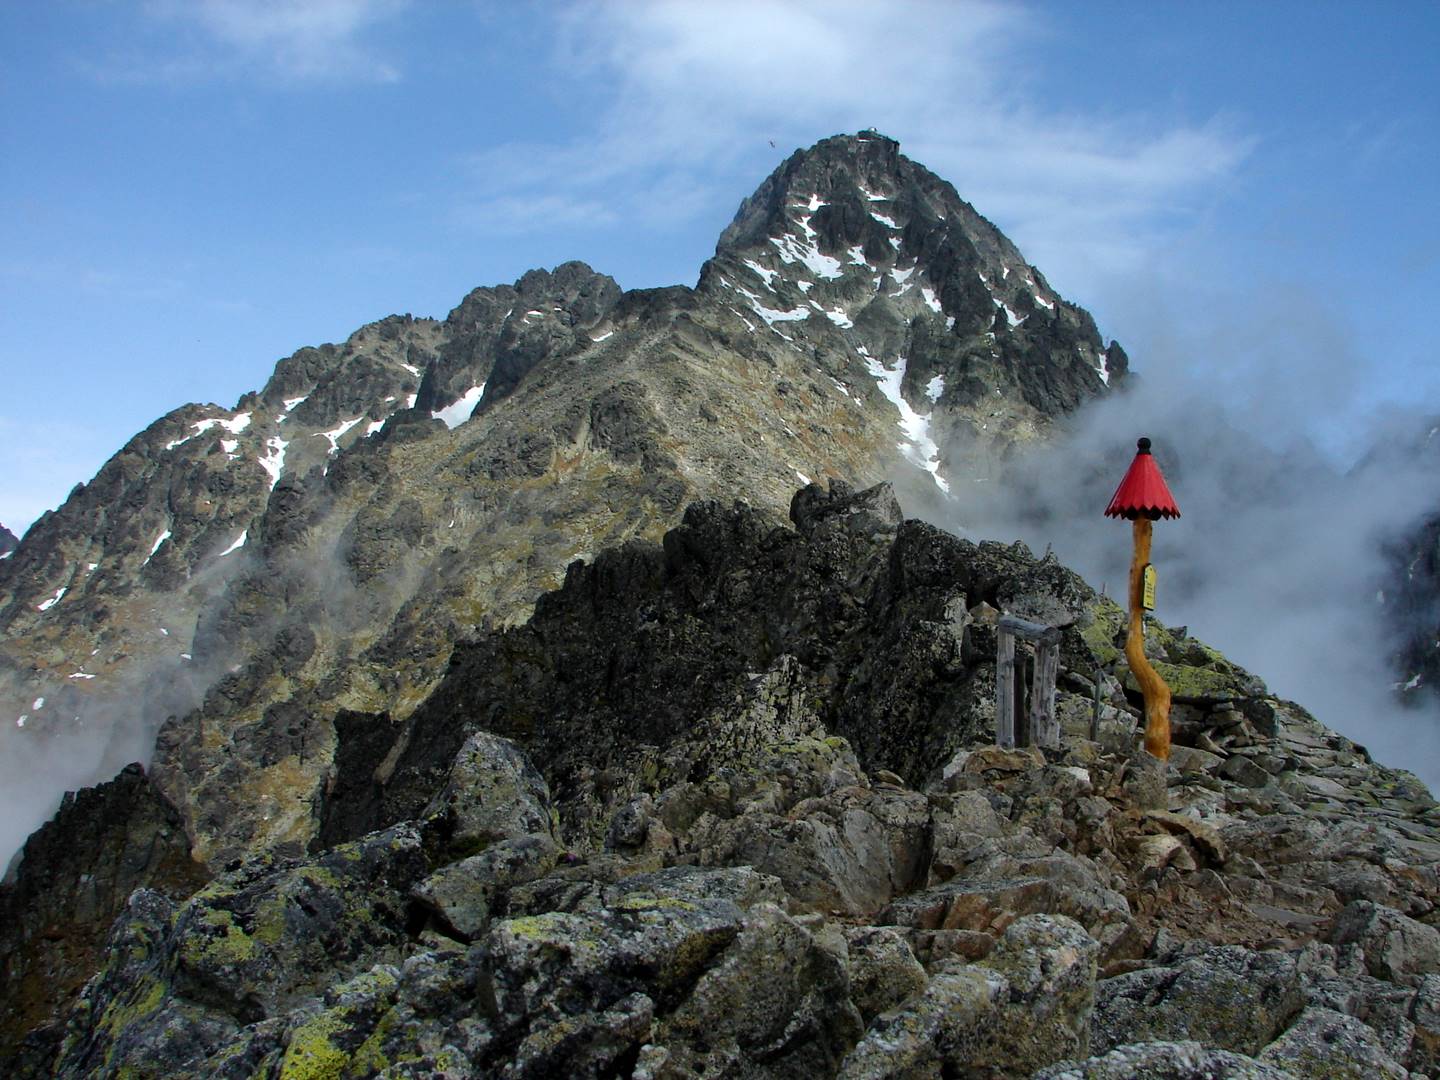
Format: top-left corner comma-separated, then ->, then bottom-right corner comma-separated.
1104,437 -> 1180,520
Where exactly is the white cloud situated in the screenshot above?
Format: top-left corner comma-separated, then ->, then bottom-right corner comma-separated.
134,0 -> 408,83
458,0 -> 1251,292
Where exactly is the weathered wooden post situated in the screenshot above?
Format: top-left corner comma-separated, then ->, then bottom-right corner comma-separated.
996,626 -> 1017,748
1104,437 -> 1181,760
996,614 -> 1063,749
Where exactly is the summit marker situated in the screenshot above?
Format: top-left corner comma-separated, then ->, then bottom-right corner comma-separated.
1105,437 -> 1181,760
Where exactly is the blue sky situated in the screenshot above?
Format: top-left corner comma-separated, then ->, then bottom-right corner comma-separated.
2,0 -> 1437,535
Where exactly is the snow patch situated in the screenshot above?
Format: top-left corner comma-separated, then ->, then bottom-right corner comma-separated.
165,410 -> 251,450
820,305 -> 854,328
749,301 -> 810,326
591,329 -> 615,342
743,259 -> 777,287
282,395 -> 308,412
258,437 -> 287,489
769,216 -> 844,280
860,186 -> 887,202
365,419 -> 385,437
1096,349 -> 1111,386
847,245 -> 868,266
993,298 -> 1024,327
400,363 -> 421,377
314,415 -> 365,454
926,375 -> 945,401
32,697 -> 44,710
404,394 -> 418,409
220,439 -> 238,457
68,671 -> 95,680
921,286 -> 942,313
432,384 -> 486,429
0,551 -> 10,560
1033,293 -> 1054,310
870,211 -> 898,228
796,470 -> 811,485
863,354 -> 949,493
219,531 -> 247,557
143,530 -> 171,565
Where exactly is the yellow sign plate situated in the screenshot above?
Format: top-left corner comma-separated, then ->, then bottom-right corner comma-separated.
1142,564 -> 1157,610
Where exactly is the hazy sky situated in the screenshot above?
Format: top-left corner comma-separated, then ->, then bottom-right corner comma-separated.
2,1 -> 1437,534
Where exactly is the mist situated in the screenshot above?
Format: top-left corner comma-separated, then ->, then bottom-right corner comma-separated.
924,316 -> 1440,794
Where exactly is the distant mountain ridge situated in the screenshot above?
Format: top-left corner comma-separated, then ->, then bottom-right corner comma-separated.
0,132 -> 1118,871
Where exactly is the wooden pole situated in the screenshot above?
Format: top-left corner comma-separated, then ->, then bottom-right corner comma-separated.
996,627 -> 1016,749
1126,517 -> 1172,759
1031,641 -> 1060,749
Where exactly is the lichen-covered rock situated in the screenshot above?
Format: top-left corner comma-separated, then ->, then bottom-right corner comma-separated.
843,927 -> 928,1023
974,913 -> 1099,1074
1330,900 -> 1440,987
1258,1005 -> 1408,1079
423,731 -> 559,858
1091,945 -> 1306,1056
653,902 -> 864,1077
1035,1040 -> 1299,1079
48,823 -> 426,1077
410,835 -> 558,942
837,962 -> 1005,1079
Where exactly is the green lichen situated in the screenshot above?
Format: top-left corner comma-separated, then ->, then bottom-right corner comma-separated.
616,895 -> 699,913
184,907 -> 257,966
279,1009 -> 350,1080
1125,660 -> 1247,700
96,974 -> 167,1039
1079,599 -> 1125,668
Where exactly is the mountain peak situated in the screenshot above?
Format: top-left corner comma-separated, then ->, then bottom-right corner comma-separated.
698,132 -> 1120,489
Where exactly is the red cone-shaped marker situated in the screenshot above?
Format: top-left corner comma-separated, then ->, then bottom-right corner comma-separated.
1104,437 -> 1180,520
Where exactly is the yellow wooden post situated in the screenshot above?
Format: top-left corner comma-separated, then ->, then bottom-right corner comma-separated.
1126,517 -> 1172,759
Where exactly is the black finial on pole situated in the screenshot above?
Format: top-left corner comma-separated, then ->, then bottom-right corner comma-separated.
1137,437 -> 1152,454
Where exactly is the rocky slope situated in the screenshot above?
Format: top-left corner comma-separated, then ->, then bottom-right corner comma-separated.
0,526 -> 16,558
0,132 -> 1121,874
5,483 -> 1437,1077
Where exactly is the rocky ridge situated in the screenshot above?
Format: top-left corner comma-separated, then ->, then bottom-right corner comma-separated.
0,133 -> 1119,874
4,483 -> 1438,1077
0,526 -> 16,558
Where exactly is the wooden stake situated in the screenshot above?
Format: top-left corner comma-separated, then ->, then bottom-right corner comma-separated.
1126,517 -> 1172,759
996,627 -> 1016,749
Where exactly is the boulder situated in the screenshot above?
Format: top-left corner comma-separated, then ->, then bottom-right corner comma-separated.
1258,1006 -> 1407,1079
1330,900 -> 1440,987
1091,945 -> 1306,1056
423,731 -> 558,857
1036,1040 -> 1297,1079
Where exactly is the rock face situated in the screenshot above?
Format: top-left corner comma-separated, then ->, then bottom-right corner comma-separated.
0,526 -> 15,558
7,486 -> 1438,1077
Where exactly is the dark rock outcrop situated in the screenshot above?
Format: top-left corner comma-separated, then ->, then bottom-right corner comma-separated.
0,764 -> 205,1064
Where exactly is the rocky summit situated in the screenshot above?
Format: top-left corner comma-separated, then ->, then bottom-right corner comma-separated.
1,133 -> 1437,1077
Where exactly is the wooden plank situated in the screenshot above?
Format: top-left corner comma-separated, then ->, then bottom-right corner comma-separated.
1031,641 -> 1060,748
997,614 -> 1063,644
1016,649 -> 1033,747
996,629 -> 1016,749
